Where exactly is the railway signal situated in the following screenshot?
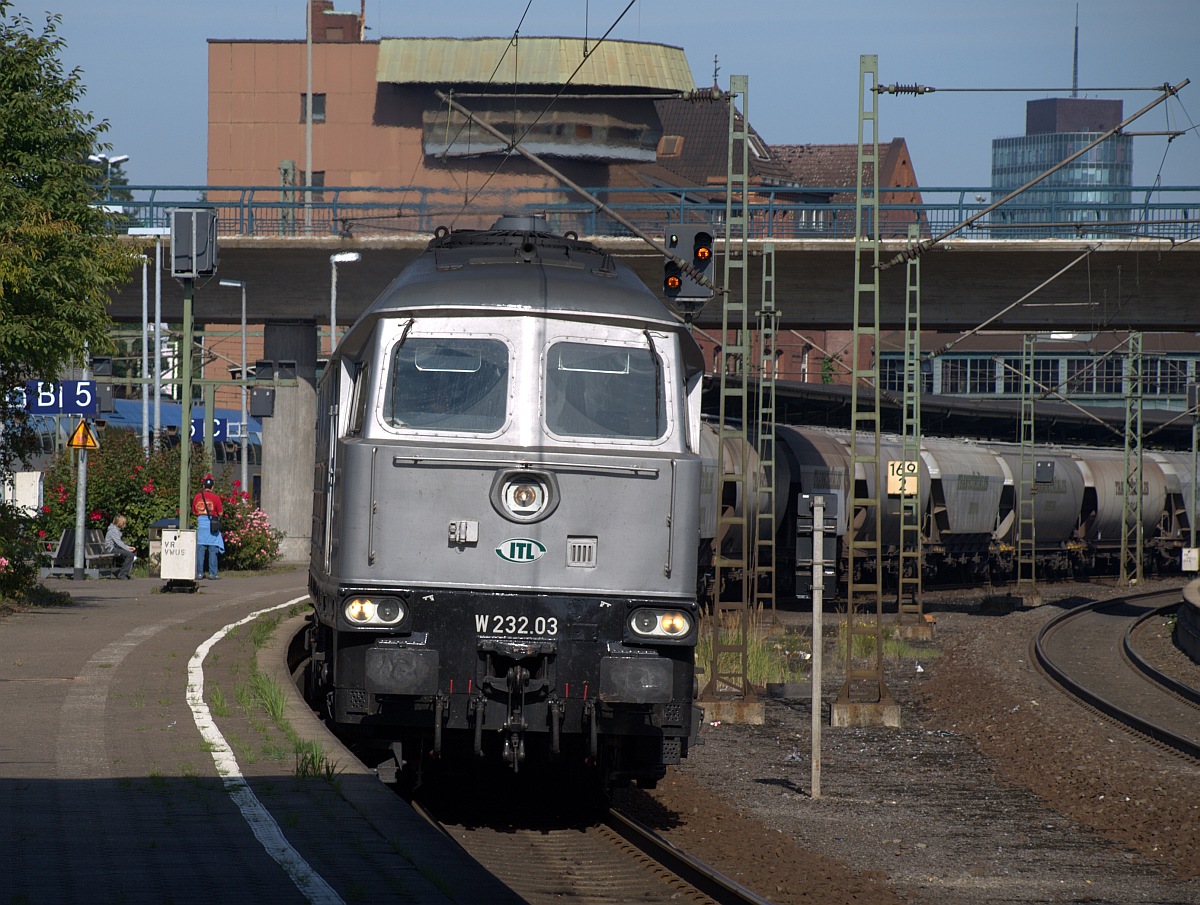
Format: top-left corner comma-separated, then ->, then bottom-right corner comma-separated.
663,224 -> 715,306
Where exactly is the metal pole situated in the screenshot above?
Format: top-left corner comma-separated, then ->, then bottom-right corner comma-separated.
240,284 -> 248,494
304,0 -> 313,232
73,352 -> 91,581
178,278 -> 194,531
328,253 -> 360,354
1189,383 -> 1199,552
1191,422 -> 1198,550
73,448 -> 87,580
141,254 -> 149,453
811,495 -> 824,799
154,237 -> 163,439
330,259 -> 338,355
1191,407 -> 1198,550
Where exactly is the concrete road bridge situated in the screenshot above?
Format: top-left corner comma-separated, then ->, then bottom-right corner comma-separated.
107,185 -> 1200,332
111,235 -> 1199,333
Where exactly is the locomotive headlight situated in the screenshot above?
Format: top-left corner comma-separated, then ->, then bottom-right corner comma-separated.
512,483 -> 540,508
628,608 -> 693,641
491,469 -> 560,523
343,596 -> 406,627
502,478 -> 547,518
660,612 -> 689,635
376,598 -> 403,622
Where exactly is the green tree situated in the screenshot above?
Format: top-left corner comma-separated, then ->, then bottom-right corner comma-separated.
0,3 -> 137,483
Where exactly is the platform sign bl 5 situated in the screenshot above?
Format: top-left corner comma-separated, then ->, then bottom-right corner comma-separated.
190,418 -> 227,443
19,380 -> 97,415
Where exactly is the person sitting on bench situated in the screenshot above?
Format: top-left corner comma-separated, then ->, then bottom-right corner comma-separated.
104,515 -> 137,580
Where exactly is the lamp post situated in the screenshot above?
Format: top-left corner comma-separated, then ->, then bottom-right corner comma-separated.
329,252 -> 361,355
305,0 -> 313,232
129,227 -> 171,442
219,279 -> 249,494
139,253 -> 149,452
88,152 -> 129,184
1190,383 -> 1199,551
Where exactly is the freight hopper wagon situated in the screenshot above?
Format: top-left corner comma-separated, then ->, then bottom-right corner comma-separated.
770,428 -> 1197,593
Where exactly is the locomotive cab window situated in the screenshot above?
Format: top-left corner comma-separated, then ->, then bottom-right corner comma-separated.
347,360 -> 371,437
384,337 -> 508,432
545,341 -> 665,440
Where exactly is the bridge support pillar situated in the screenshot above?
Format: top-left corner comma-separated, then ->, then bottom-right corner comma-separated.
261,321 -> 318,563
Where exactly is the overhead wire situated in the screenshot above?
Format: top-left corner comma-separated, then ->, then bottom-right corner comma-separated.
435,1 -> 534,209
878,80 -> 1189,270
880,85 -> 1179,94
446,0 -> 639,223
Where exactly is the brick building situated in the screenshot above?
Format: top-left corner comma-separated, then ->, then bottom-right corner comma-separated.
203,2 -> 927,391
207,1 -> 696,231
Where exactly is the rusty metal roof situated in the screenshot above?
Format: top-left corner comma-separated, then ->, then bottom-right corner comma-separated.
376,37 -> 694,91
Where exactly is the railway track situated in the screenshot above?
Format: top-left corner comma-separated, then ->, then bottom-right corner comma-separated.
287,633 -> 773,905
1033,589 -> 1200,761
411,791 -> 775,905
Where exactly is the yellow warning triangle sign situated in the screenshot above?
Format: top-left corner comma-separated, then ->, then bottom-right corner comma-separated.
67,419 -> 100,450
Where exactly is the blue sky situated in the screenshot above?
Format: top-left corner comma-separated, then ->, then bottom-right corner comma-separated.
33,0 -> 1200,189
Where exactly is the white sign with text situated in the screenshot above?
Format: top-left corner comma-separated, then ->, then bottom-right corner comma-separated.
160,529 -> 198,580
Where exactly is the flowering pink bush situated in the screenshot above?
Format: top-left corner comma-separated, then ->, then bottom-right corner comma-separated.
0,503 -> 40,599
218,482 -> 284,571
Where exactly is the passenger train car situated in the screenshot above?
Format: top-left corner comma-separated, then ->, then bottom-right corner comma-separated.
307,217 -> 706,789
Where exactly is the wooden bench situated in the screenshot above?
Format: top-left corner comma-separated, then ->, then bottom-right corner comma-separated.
39,528 -> 120,579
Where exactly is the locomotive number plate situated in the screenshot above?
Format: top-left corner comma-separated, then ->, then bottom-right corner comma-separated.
475,614 -> 559,637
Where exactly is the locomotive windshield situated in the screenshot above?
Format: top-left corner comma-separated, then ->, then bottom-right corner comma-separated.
545,341 -> 664,440
384,337 -> 508,431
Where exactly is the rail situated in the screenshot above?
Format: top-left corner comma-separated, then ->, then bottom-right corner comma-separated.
1034,591 -> 1200,761
101,184 -> 1200,242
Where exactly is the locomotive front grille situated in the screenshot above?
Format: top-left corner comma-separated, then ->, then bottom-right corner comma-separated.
567,536 -> 598,568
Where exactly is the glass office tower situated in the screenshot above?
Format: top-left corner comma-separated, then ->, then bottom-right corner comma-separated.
990,98 -> 1132,237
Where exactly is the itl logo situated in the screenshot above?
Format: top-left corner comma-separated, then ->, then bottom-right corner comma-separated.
495,538 -> 546,563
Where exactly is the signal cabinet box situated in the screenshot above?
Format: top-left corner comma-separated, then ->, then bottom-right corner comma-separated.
171,208 -> 219,278
250,386 -> 275,418
796,493 -> 838,601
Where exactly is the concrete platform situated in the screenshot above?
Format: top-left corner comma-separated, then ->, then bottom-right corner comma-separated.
0,570 -> 521,904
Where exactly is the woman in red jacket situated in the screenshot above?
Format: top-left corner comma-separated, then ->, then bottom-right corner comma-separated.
191,475 -> 225,580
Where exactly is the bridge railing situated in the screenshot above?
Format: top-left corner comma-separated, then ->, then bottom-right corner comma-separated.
107,184 -> 1200,242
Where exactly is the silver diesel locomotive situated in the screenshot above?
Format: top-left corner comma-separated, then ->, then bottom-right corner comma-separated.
307,216 -> 706,788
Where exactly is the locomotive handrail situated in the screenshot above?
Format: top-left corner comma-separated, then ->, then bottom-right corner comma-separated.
391,454 -> 659,476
